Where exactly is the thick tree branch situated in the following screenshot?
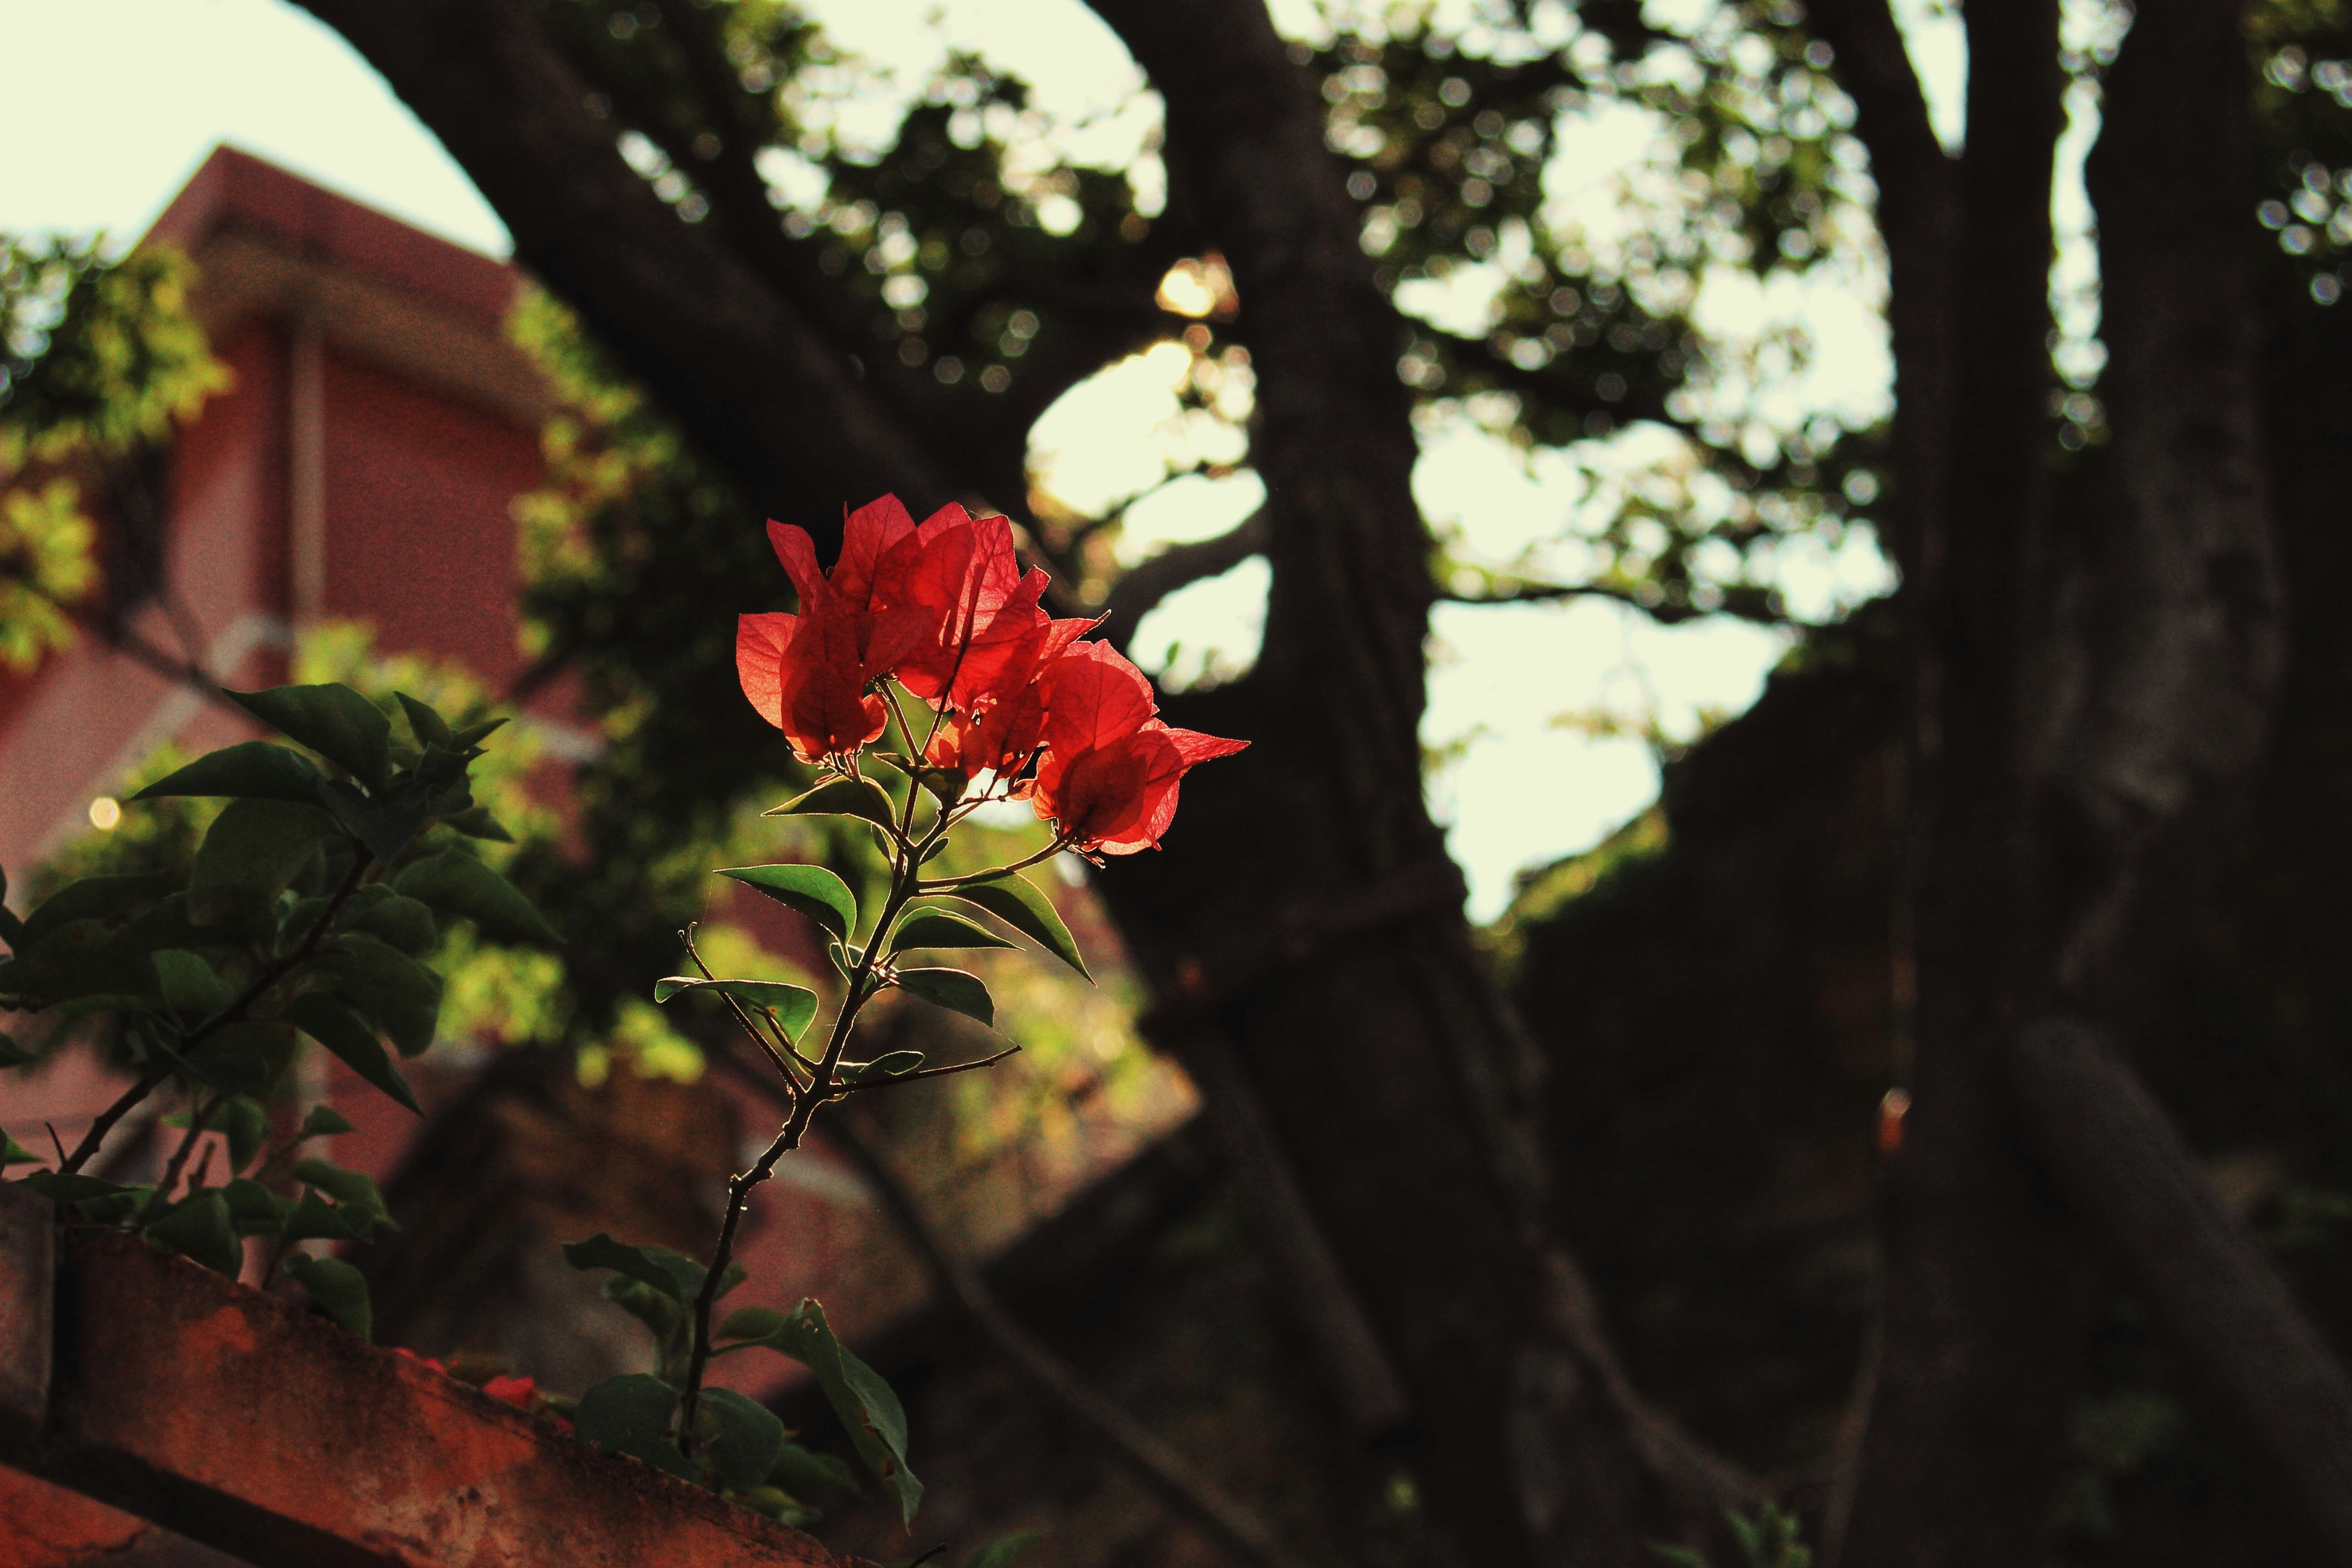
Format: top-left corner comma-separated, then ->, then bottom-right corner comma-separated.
1095,512 -> 1269,653
2011,1020 -> 2352,1555
294,0 -> 965,548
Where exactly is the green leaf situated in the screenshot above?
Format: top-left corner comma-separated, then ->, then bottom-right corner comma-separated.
350,894 -> 438,956
968,1531 -> 1045,1568
717,864 -> 859,944
839,1050 -> 925,1085
287,1156 -> 392,1226
0,1034 -> 31,1068
220,1097 -> 271,1172
282,993 -> 421,1113
220,1176 -> 292,1235
449,717 -> 508,750
311,938 -> 443,1055
771,1441 -> 863,1498
561,1232 -> 703,1301
763,776 -> 899,831
893,968 -> 993,1029
282,1187 -> 371,1245
441,805 -> 514,843
602,1277 -> 686,1350
298,1104 -> 355,1138
717,1305 -> 794,1342
318,778 -> 434,863
19,872 -> 176,953
152,949 -> 233,1015
225,683 -> 392,791
576,1373 -> 682,1465
145,1188 -> 242,1277
936,874 -> 1089,981
652,977 -> 819,1043
701,1386 -> 788,1492
189,799 -> 341,927
1,1129 -> 42,1166
187,1019 -> 296,1096
21,1171 -> 130,1204
1650,1546 -> 1710,1568
394,692 -> 454,751
283,1254 -> 373,1341
767,1298 -> 922,1525
887,911 -> 1015,957
393,850 -> 560,945
131,741 -> 324,804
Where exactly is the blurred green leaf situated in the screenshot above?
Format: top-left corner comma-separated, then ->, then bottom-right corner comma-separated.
563,1232 -> 703,1301
132,741 -> 323,804
220,1176 -> 291,1235
0,1128 -> 41,1166
189,799 -> 339,927
312,938 -> 442,1056
145,1188 -> 241,1277
395,692 -> 454,751
576,1372 -> 683,1468
282,993 -> 420,1113
701,1386 -> 787,1492
225,684 -> 392,792
395,849 -> 560,945
283,1254 -> 373,1341
151,948 -> 231,1015
219,1097 -> 270,1173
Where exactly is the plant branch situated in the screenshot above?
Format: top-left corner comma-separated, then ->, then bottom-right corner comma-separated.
58,848 -> 374,1176
827,1044 -> 1020,1097
1093,512 -> 1270,655
677,815 -> 926,1455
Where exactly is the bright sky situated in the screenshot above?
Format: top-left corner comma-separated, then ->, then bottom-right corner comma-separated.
0,0 -> 1950,918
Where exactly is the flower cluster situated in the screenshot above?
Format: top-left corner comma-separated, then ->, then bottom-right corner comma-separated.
738,496 -> 1245,856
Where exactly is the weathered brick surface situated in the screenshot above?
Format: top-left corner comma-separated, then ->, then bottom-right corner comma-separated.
33,1232 -> 866,1568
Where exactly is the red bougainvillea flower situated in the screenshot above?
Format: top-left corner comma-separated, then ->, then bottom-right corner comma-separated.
739,498 -> 936,761
1030,642 -> 1248,854
480,1373 -> 537,1408
879,505 -> 1059,712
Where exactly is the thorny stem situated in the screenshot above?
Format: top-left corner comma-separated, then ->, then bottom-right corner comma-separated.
676,813 -> 926,1457
58,849 -> 375,1177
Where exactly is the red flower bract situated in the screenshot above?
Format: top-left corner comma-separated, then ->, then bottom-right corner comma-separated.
1031,642 -> 1248,855
740,494 -> 1248,850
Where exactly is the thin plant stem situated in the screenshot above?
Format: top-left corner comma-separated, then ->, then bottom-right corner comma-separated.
157,1090 -> 222,1198
59,849 -> 374,1176
676,808 -> 926,1456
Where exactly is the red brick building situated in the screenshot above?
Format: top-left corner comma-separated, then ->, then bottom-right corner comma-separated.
0,146 -> 573,879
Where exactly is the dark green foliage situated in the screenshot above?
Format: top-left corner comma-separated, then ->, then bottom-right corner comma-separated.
1,683 -> 550,1366
718,862 -> 860,941
887,910 -> 1015,956
892,966 -> 994,1029
933,875 -> 1087,980
283,1255 -> 375,1341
